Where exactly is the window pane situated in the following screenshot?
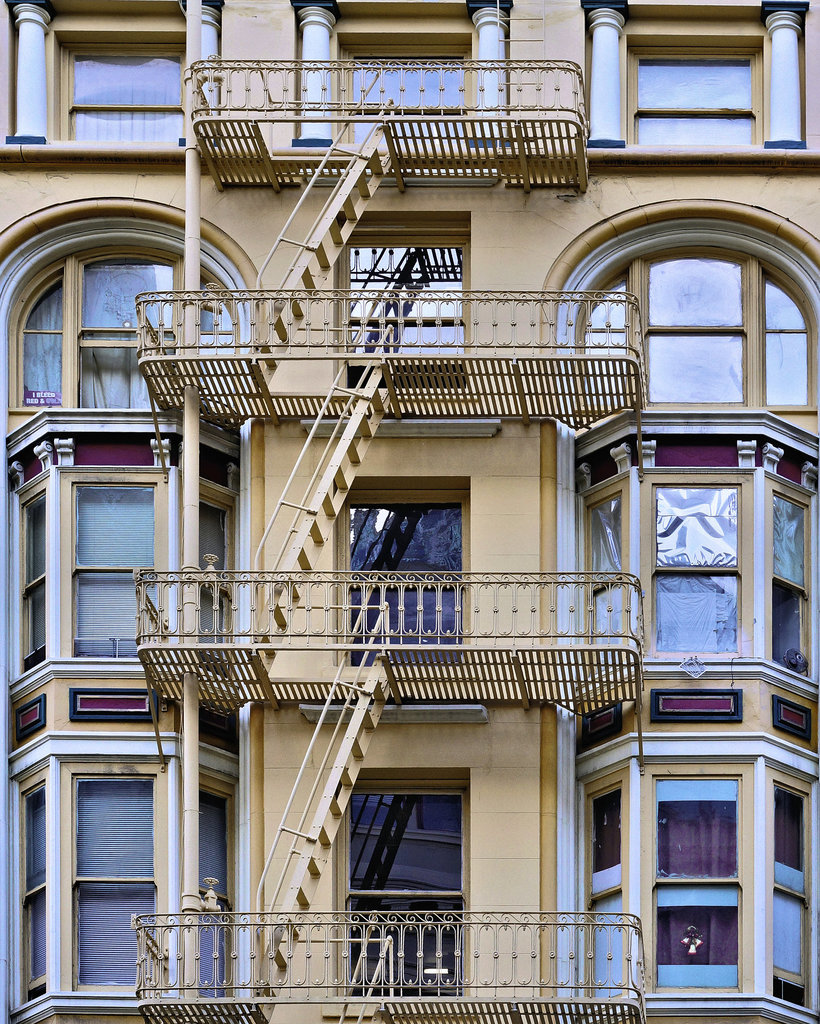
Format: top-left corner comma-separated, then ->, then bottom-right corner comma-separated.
657,887 -> 738,987
23,282 -> 63,407
200,503 -> 227,569
27,581 -> 46,656
76,487 -> 154,566
772,583 -> 801,666
77,778 -> 153,877
75,111 -> 184,143
26,496 -> 46,584
766,280 -> 805,331
649,260 -> 742,327
350,505 -> 461,571
638,60 -> 751,110
773,891 -> 802,974
766,333 -> 808,406
77,882 -> 155,984
638,117 -> 752,146
74,56 -> 181,105
75,573 -> 139,656
589,497 -> 622,572
656,575 -> 737,653
350,794 -> 461,891
80,347 -> 149,408
29,888 -> 46,980
657,780 -> 737,878
656,488 -> 738,568
774,788 -> 803,890
592,790 -> 621,892
82,260 -> 173,329
350,247 -> 463,290
773,496 -> 804,586
648,335 -> 743,403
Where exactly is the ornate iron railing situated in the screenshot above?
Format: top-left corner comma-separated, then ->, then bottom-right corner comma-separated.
134,570 -> 644,652
135,911 -> 644,1010
188,60 -> 586,123
136,288 -> 643,368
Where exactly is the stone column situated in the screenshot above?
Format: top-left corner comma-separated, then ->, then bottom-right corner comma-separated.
5,1 -> 52,144
201,1 -> 222,58
293,3 -> 338,147
468,2 -> 511,111
763,3 -> 807,148
582,2 -> 627,148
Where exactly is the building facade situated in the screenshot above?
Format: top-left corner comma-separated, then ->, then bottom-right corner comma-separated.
2,1 -> 818,1024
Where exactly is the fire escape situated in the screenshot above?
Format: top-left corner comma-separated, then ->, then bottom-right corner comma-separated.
132,36 -> 646,1024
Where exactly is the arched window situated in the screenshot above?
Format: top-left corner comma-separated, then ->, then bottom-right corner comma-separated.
18,253 -> 176,410
614,252 -> 810,408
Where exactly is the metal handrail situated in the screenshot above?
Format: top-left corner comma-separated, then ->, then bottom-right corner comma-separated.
187,59 -> 586,122
134,569 -> 644,650
134,910 -> 644,1009
136,289 -> 644,365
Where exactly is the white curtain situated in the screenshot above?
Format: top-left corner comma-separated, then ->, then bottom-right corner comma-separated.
74,56 -> 183,142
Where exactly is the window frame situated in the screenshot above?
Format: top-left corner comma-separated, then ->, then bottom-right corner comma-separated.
768,482 -> 811,669
11,249 -> 184,412
612,251 -> 813,412
62,46 -> 184,143
59,470 -> 168,661
645,473 -> 752,660
629,49 -> 761,147
69,770 -> 158,990
199,778 -> 235,911
771,778 -> 810,1005
22,779 -> 48,1000
649,768 -> 751,993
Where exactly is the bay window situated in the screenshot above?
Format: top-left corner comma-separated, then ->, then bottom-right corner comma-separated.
656,779 -> 739,988
74,485 -> 154,657
71,55 -> 183,142
75,778 -> 155,985
654,487 -> 738,655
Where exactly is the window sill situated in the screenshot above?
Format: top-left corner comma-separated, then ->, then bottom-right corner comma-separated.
11,990 -> 140,1024
646,992 -> 818,1024
588,146 -> 820,172
0,141 -> 185,167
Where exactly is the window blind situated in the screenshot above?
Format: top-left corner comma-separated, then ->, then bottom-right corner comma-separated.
25,788 -> 46,888
199,503 -> 227,569
76,487 -> 154,566
199,792 -> 228,895
77,882 -> 155,984
75,573 -> 139,656
25,496 -> 46,583
76,778 -> 153,877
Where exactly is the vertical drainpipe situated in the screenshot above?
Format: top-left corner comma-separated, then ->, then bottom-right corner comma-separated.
181,0 -> 202,998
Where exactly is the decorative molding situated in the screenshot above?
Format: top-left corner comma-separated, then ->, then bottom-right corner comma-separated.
150,437 -> 171,468
575,462 -> 592,491
580,703 -> 622,747
772,694 -> 811,740
8,460 -> 24,490
69,688 -> 156,722
290,0 -> 340,19
15,694 -> 46,741
641,439 -> 656,469
467,0 -> 513,13
581,0 -> 628,16
737,439 -> 757,468
609,442 -> 632,474
226,461 -> 240,491
800,461 -> 817,490
4,0 -> 54,16
651,689 -> 743,723
33,440 -> 53,472
762,442 -> 785,473
53,437 -> 74,466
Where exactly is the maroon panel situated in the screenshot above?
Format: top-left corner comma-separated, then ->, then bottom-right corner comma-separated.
654,443 -> 738,468
74,438 -> 154,466
658,694 -> 735,714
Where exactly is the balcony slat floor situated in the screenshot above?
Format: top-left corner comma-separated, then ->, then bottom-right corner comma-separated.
140,355 -> 644,431
138,644 -> 641,715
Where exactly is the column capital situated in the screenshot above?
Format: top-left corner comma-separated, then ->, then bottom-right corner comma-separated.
467,0 -> 512,16
586,6 -> 625,32
471,5 -> 510,33
291,0 -> 339,24
4,0 -> 53,25
761,1 -> 808,26
581,0 -> 628,25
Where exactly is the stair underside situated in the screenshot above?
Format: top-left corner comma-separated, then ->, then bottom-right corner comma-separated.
140,354 -> 644,430
138,644 -> 641,715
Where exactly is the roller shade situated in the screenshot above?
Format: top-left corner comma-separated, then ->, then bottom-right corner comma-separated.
25,788 -> 46,888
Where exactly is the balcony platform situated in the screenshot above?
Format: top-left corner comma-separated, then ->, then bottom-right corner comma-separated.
137,290 -> 645,431
135,570 -> 644,715
134,911 -> 646,1024
188,60 -> 588,192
